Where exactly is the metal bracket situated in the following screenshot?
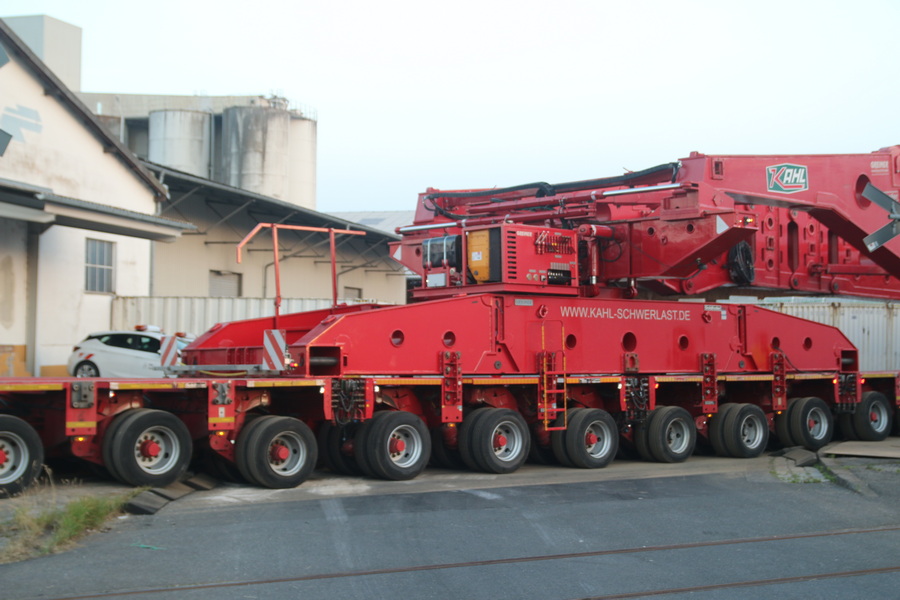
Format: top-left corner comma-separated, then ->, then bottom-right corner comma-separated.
212,382 -> 232,405
70,381 -> 95,409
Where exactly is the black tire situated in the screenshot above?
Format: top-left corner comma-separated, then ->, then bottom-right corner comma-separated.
458,409 -> 490,472
326,423 -> 365,476
853,391 -> 894,442
709,403 -> 738,457
0,415 -> 44,497
564,408 -> 618,469
551,409 -> 580,468
362,411 -> 430,481
469,408 -> 530,474
838,413 -> 860,441
647,406 -> 696,463
74,361 -> 100,377
633,408 -> 659,462
430,426 -> 465,469
108,409 -> 192,487
235,415 -> 277,485
789,396 -> 833,451
721,403 -> 769,459
316,422 -> 335,471
353,412 -> 390,477
238,416 -> 317,489
102,409 -> 152,483
775,397 -> 800,447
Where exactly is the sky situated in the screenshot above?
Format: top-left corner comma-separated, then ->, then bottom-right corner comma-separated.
3,0 -> 900,212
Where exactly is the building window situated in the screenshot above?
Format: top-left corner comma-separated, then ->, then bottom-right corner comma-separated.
209,270 -> 242,297
343,286 -> 363,300
85,239 -> 115,293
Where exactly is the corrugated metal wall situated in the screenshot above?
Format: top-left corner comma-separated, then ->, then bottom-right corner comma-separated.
763,301 -> 899,371
111,297 -> 362,337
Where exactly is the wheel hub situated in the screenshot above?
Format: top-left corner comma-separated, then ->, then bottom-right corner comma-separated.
139,439 -> 161,458
871,411 -> 879,423
270,443 -> 290,462
493,433 -> 508,449
389,438 -> 406,455
585,432 -> 599,446
0,448 -> 7,466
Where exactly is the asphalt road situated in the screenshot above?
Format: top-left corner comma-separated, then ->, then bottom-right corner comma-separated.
1,451 -> 899,600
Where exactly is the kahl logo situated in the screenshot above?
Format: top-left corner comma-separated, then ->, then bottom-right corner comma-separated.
766,163 -> 808,194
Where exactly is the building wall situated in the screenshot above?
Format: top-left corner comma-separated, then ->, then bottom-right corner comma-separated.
151,206 -> 405,305
0,37 -> 159,375
3,15 -> 82,91
0,219 -> 29,376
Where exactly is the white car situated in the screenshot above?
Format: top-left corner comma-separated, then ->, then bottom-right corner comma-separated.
67,326 -> 193,378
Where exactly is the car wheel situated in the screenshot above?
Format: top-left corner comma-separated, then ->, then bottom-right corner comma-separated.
74,361 -> 100,377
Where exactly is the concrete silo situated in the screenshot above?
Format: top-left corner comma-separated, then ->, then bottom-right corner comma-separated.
288,114 -> 317,211
148,110 -> 212,178
222,106 -> 290,200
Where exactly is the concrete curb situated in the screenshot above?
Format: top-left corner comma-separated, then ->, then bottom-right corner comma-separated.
124,474 -> 218,516
816,452 -> 878,497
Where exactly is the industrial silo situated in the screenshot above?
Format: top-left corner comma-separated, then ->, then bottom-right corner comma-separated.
222,106 -> 290,200
288,114 -> 317,210
148,110 -> 211,177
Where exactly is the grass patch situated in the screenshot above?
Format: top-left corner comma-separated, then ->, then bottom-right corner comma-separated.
0,473 -> 142,563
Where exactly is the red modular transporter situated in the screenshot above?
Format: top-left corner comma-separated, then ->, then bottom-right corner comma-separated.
2,148 -> 900,495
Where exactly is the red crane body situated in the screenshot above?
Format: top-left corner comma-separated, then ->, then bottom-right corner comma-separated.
3,147 -> 900,495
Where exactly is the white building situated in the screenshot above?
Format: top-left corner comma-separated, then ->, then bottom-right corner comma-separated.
0,19 -> 192,375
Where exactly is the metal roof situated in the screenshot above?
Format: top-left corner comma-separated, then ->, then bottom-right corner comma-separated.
143,160 -> 400,243
328,210 -> 416,236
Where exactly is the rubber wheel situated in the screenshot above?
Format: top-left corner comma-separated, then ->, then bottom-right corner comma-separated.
430,426 -> 465,469
789,396 -> 833,451
74,361 -> 100,377
838,413 -> 860,441
708,403 -> 738,457
326,423 -> 364,476
237,416 -> 317,489
633,408 -> 659,462
458,409 -> 490,472
234,415 -> 275,484
0,415 -> 44,497
563,408 -> 618,469
551,409 -> 580,468
108,409 -> 192,487
362,411 -> 430,480
469,408 -> 530,474
647,406 -> 696,463
721,403 -> 769,458
353,412 -> 390,477
316,422 -> 335,471
102,409 -> 152,483
775,397 -> 800,448
853,391 -> 893,442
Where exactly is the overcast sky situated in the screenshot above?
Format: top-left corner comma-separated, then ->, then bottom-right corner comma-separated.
3,0 -> 899,212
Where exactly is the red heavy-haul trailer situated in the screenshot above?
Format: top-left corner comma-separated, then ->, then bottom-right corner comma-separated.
2,147 -> 900,495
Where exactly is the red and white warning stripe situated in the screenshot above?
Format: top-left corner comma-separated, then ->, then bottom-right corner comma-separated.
160,336 -> 179,368
262,329 -> 287,371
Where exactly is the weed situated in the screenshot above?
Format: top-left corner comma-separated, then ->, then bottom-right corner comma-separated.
0,468 -> 140,563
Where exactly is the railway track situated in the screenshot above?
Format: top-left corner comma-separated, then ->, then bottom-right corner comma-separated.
35,525 -> 900,600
